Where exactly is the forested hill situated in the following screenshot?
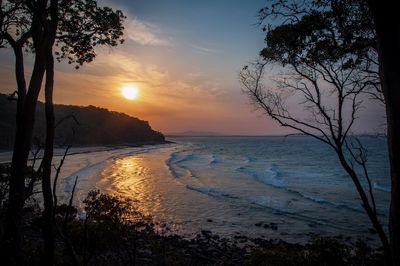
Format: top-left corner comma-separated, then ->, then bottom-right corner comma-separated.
0,94 -> 165,148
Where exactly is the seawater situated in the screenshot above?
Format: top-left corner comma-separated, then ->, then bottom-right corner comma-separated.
61,136 -> 390,244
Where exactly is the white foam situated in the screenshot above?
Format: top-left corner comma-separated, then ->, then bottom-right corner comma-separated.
64,160 -> 108,192
373,182 -> 391,192
238,166 -> 286,188
301,194 -> 363,213
250,195 -> 290,210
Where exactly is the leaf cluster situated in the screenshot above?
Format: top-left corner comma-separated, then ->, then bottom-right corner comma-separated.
0,1 -> 31,48
55,0 -> 126,68
83,190 -> 150,230
0,0 -> 125,68
260,0 -> 376,71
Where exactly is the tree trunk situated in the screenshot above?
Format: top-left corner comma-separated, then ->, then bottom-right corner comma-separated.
1,44 -> 26,263
14,45 -> 27,101
3,47 -> 47,258
366,1 -> 400,265
41,2 -> 58,263
42,49 -> 55,265
3,1 -> 55,261
336,149 -> 392,264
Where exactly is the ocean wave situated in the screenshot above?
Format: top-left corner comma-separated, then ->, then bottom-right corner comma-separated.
167,151 -> 215,165
248,196 -> 335,227
168,162 -> 195,179
248,196 -> 362,232
166,149 -> 222,178
210,157 -> 221,164
186,185 -> 238,199
63,146 -> 161,193
64,145 -> 164,192
167,147 -> 371,218
285,189 -> 364,213
373,182 -> 390,192
237,165 -> 286,188
179,154 -> 215,166
303,194 -> 363,212
166,151 -> 199,179
244,157 -> 268,164
64,160 -> 108,192
249,195 -> 290,211
236,162 -> 366,214
166,151 -> 184,177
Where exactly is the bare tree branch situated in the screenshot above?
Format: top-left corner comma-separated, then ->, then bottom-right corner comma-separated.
239,57 -> 389,251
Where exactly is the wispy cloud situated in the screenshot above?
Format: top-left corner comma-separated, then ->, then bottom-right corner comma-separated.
191,44 -> 218,54
125,18 -> 173,47
56,50 -> 224,105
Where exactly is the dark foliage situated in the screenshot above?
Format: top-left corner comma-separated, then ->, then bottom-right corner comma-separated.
0,164 -> 10,218
259,0 -> 376,66
0,93 -> 165,148
55,0 -> 126,68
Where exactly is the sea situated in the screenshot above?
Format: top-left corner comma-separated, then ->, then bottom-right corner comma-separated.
1,136 -> 390,244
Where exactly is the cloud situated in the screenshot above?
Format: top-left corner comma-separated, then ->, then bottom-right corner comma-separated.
54,49 -> 224,106
125,18 -> 173,47
191,44 -> 218,54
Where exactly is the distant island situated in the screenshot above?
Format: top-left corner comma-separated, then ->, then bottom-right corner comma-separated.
0,94 -> 165,148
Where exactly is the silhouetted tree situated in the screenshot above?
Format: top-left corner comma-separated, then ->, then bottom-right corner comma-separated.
0,0 -> 125,261
240,58 -> 388,256
365,2 -> 400,265
241,0 -> 398,263
256,3 -> 400,263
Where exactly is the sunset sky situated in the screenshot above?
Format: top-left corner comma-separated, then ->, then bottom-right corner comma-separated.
0,0 -> 385,135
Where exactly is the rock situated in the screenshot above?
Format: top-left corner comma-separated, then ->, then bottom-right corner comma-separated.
201,230 -> 212,237
270,222 -> 278,230
262,222 -> 278,230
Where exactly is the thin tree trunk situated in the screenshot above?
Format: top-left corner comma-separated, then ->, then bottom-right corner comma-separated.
4,0 -> 49,254
41,1 -> 58,262
366,2 -> 400,265
42,49 -> 55,265
14,45 -> 27,102
0,44 -> 26,263
336,149 -> 392,264
3,47 -> 47,258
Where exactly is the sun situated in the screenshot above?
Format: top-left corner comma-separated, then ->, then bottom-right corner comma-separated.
121,85 -> 139,100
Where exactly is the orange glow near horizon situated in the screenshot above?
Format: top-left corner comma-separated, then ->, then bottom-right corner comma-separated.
0,49 -> 282,135
0,37 -> 284,135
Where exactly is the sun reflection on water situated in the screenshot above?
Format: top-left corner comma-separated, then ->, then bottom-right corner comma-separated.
96,148 -> 225,235
98,155 -> 163,217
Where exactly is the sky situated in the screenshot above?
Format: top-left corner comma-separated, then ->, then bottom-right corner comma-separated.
0,0 -> 386,135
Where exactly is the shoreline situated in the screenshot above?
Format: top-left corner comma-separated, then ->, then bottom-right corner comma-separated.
3,186 -> 384,265
0,140 -> 172,164
0,140 -> 386,250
